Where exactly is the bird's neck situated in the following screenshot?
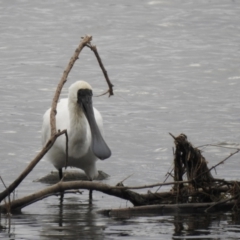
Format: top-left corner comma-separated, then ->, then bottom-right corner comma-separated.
68,101 -> 87,132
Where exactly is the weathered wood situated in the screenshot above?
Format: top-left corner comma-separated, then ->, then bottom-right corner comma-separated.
0,181 -> 144,212
99,201 -> 235,218
1,176 -> 235,213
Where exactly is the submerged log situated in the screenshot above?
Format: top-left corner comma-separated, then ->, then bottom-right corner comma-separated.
99,201 -> 235,218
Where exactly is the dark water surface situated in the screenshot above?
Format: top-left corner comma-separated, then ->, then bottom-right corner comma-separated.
0,0 -> 240,239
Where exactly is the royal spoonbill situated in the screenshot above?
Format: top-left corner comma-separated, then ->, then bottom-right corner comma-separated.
41,81 -> 111,181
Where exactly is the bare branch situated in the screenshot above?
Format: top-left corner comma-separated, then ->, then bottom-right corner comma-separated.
50,35 -> 93,136
0,181 -> 144,212
207,149 -> 240,173
86,43 -> 114,97
113,180 -> 191,190
0,130 -> 67,202
197,143 -> 240,150
191,149 -> 240,183
169,132 -> 176,140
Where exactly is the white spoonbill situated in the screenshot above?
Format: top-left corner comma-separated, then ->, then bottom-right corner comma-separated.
41,81 -> 111,181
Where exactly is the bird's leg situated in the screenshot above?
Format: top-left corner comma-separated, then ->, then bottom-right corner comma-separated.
58,168 -> 64,201
58,168 -> 63,180
59,191 -> 64,205
89,189 -> 93,202
89,180 -> 93,204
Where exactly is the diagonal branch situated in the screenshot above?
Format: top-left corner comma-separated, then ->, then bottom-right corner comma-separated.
194,149 -> 240,182
0,130 -> 67,202
86,43 -> 114,97
0,181 -> 144,212
50,35 -> 93,136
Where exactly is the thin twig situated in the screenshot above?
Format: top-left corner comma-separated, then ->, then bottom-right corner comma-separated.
169,132 -> 176,140
196,149 -> 240,180
116,174 -> 134,186
155,167 -> 174,193
205,194 -> 239,213
86,43 -> 114,97
0,176 -> 11,214
113,180 -> 191,190
64,130 -> 69,169
95,90 -> 111,97
197,143 -> 240,150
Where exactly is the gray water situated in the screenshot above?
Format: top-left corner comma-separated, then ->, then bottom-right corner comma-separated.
0,0 -> 240,239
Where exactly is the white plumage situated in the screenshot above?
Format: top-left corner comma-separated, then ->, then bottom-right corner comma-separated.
41,81 -> 111,180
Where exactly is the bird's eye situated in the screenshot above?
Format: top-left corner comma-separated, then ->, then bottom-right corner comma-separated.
78,89 -> 93,98
77,89 -> 84,98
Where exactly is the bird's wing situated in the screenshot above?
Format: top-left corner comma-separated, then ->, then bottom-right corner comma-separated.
41,108 -> 51,146
41,98 -> 69,146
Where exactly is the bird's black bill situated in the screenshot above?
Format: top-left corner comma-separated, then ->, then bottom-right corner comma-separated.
79,92 -> 111,160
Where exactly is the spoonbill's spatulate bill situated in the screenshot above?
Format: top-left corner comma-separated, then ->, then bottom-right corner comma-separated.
41,81 -> 111,180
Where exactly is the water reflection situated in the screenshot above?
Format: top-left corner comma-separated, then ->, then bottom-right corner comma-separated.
40,197 -> 106,240
173,214 -> 212,237
173,213 -> 240,239
2,198 -> 240,239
